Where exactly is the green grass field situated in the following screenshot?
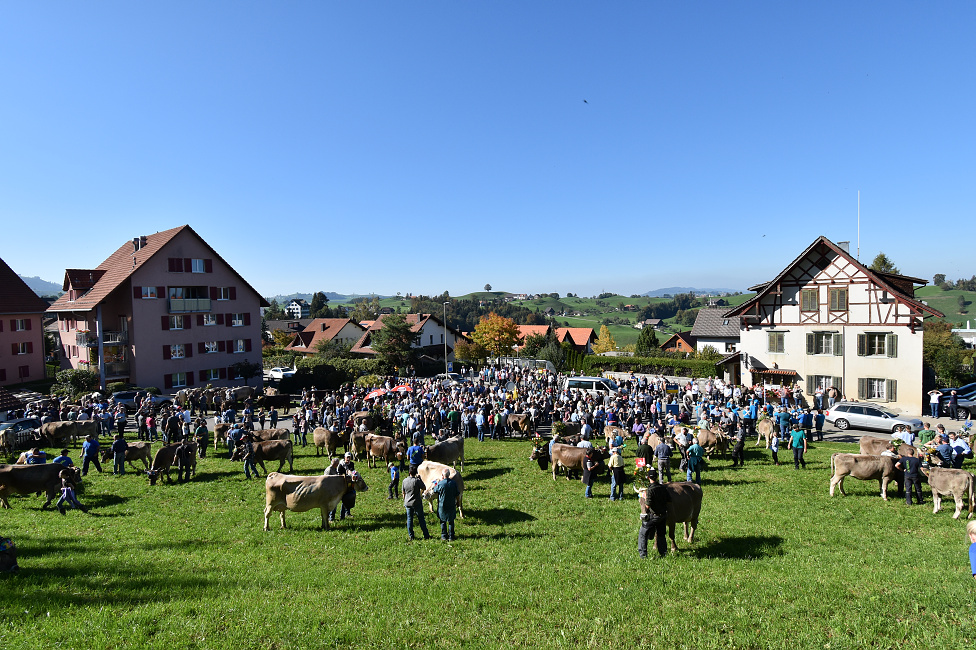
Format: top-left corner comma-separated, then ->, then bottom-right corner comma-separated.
3,436 -> 974,649
915,286 -> 976,327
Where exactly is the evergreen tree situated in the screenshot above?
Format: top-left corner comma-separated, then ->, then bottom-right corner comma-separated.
635,326 -> 659,356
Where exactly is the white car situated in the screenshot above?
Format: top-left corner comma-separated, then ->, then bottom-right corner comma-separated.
268,367 -> 296,381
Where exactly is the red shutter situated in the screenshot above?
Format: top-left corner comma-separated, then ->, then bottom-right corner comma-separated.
198,342 -> 205,354
197,315 -> 204,327
243,313 -> 251,326
25,319 -> 31,331
164,374 -> 173,389
0,370 -> 5,382
209,287 -> 219,300
199,370 -> 207,382
133,286 -> 141,299
163,345 -> 171,359
219,368 -> 227,379
157,286 -> 165,297
168,258 -> 176,272
183,258 -> 192,272
184,317 -> 191,330
26,342 -> 32,354
9,320 -> 14,331
161,316 -> 170,330
227,366 -> 236,377
226,313 -> 233,327
226,340 -> 234,353
229,287 -> 237,300
185,343 -> 193,358
245,339 -> 252,352
186,372 -> 194,386
0,320 -> 3,332
11,343 -> 17,355
218,340 -> 226,352
204,259 -> 213,273
216,314 -> 224,325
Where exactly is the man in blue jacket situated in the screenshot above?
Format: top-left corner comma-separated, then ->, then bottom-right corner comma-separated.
431,468 -> 459,541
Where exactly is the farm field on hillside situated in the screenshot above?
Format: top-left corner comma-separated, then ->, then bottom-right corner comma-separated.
2,437 -> 974,649
915,286 -> 976,327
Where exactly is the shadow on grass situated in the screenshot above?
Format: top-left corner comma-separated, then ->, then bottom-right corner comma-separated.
462,531 -> 540,541
701,478 -> 762,487
467,507 -> 536,525
464,467 -> 512,481
691,535 -> 785,560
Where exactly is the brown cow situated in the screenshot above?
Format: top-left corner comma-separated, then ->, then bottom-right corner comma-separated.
755,418 -> 775,448
507,414 -> 532,436
363,434 -> 403,469
533,443 -> 607,481
252,428 -> 291,442
263,470 -> 370,531
0,463 -> 83,509
313,427 -> 349,458
350,431 -> 367,461
417,461 -> 465,518
38,421 -> 79,448
829,453 -> 903,500
425,436 -> 464,470
352,411 -> 373,431
604,425 -> 629,446
149,442 -> 198,483
233,440 -> 294,474
213,423 -> 231,452
636,481 -> 703,552
696,428 -> 728,459
926,466 -> 975,519
101,440 -> 153,472
859,435 -> 917,458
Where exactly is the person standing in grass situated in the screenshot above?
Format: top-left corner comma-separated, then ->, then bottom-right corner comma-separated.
608,447 -> 626,501
788,424 -> 807,469
686,438 -> 704,485
895,453 -> 924,505
769,430 -> 781,465
637,469 -> 671,559
431,468 -> 459,541
402,465 -> 430,541
387,462 -> 400,500
730,426 -> 746,468
653,435 -> 673,482
583,447 -> 599,498
111,434 -> 128,475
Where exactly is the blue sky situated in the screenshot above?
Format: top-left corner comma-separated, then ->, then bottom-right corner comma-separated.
2,2 -> 973,298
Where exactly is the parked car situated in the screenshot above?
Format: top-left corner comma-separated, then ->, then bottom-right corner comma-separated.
562,376 -> 620,399
268,367 -> 296,381
824,402 -> 922,434
0,418 -> 42,450
111,390 -> 150,413
941,398 -> 976,420
435,372 -> 465,385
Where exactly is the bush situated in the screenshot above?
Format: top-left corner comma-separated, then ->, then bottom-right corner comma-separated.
355,374 -> 382,388
52,368 -> 100,400
588,355 -> 717,378
106,382 -> 129,395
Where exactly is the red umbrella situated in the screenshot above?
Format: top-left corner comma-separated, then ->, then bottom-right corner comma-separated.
392,385 -> 413,393
366,388 -> 388,399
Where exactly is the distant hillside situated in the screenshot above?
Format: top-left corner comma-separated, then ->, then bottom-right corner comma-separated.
643,287 -> 739,297
19,275 -> 62,297
267,292 -> 390,305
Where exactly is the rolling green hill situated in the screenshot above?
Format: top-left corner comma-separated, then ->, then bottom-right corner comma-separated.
915,286 -> 976,327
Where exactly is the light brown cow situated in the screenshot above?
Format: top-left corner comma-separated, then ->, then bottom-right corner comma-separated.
232,440 -> 295,474
101,440 -> 153,472
38,421 -> 79,448
350,431 -> 367,461
351,411 -> 373,431
213,423 -> 231,452
263,471 -> 370,531
603,425 -> 629,446
417,461 -> 464,518
696,428 -> 728,459
636,481 -> 703,552
313,427 -> 350,458
507,413 -> 532,436
364,434 -> 403,469
425,436 -> 464,470
756,418 -> 775,448
251,428 -> 291,442
829,453 -> 903,500
148,442 -> 198,483
926,466 -> 975,519
859,435 -> 917,458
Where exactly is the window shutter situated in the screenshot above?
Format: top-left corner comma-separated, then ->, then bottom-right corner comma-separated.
219,368 -> 227,379
857,334 -> 866,356
25,319 -> 31,331
198,342 -> 205,354
163,345 -> 171,359
857,378 -> 867,400
157,286 -> 165,298
197,315 -> 204,327
227,365 -> 235,377
831,377 -> 842,392
161,316 -> 170,331
168,258 -> 176,272
226,313 -> 233,326
887,379 -> 897,403
164,374 -> 173,389
187,372 -> 194,386
806,333 -> 814,355
229,287 -> 237,300
245,339 -> 252,352
216,314 -> 224,325
133,286 -> 141,299
185,343 -> 193,358
9,320 -> 14,331
226,340 -> 233,352
184,317 -> 191,330
887,334 -> 898,358
0,320 -> 3,332
244,313 -> 251,326
210,287 -> 219,300
199,370 -> 207,382
218,340 -> 226,352
833,334 -> 844,356
204,259 -> 213,273
806,376 -> 814,394
12,343 -> 17,355
26,342 -> 33,354
183,258 -> 192,272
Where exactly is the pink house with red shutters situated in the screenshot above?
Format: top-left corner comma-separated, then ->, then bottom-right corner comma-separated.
0,257 -> 49,386
47,226 -> 268,392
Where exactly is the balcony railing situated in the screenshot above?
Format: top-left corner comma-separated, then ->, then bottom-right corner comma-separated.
76,331 -> 128,347
105,362 -> 130,378
169,298 -> 212,313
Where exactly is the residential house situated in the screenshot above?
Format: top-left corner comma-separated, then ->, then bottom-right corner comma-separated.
0,257 -> 49,386
634,318 -> 662,330
265,319 -> 314,341
285,299 -> 310,319
284,318 -> 367,356
516,324 -> 553,346
660,332 -> 697,354
350,313 -> 468,362
723,236 -> 941,414
690,308 -> 740,354
555,327 -> 596,353
47,226 -> 269,391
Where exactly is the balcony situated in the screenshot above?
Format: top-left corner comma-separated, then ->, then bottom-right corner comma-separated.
168,298 -> 212,313
105,362 -> 130,378
76,332 -> 96,347
76,331 -> 128,347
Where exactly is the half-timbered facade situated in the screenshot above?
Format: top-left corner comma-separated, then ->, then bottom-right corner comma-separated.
724,237 -> 941,414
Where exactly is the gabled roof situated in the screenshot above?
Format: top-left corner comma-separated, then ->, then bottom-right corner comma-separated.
516,324 -> 552,341
350,313 -> 469,355
661,332 -> 697,350
63,269 -> 106,292
0,257 -> 50,315
266,318 -> 313,333
0,387 -> 25,411
284,318 -> 365,352
47,225 -> 270,313
724,236 -> 943,320
555,327 -> 596,347
690,308 -> 741,339
288,298 -> 310,307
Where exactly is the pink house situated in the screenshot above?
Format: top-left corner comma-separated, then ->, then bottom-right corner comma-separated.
47,226 -> 269,392
0,257 -> 49,386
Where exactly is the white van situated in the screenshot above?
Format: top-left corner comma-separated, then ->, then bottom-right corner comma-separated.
562,376 -> 619,398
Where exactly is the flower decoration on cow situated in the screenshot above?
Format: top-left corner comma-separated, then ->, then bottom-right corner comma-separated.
633,464 -> 651,491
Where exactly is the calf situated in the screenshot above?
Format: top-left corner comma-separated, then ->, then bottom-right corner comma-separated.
263,471 -> 369,530
829,453 -> 903,501
927,466 -> 975,519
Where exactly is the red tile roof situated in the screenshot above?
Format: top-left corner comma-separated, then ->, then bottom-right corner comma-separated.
516,324 -> 551,340
0,257 -> 50,315
556,327 -> 596,347
284,318 -> 365,353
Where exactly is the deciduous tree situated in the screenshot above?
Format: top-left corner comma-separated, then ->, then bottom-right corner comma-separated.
591,325 -> 617,354
454,339 -> 488,366
484,283 -> 492,292
868,253 -> 900,275
923,321 -> 969,386
472,312 -> 521,358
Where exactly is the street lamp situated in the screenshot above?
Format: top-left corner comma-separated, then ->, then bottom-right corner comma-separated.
443,301 -> 450,378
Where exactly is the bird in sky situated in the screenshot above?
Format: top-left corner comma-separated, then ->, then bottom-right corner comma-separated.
583,100 -> 588,103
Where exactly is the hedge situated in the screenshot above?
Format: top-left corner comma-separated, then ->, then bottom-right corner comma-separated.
586,356 -> 718,378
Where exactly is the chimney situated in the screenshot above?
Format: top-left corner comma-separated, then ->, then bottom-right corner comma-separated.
132,238 -> 140,252
837,241 -> 850,253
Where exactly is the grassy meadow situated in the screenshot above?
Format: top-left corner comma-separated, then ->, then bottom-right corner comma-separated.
3,435 -> 976,649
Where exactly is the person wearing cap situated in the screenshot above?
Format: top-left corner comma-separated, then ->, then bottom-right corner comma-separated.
52,449 -> 74,468
608,446 -> 626,501
638,468 -> 671,558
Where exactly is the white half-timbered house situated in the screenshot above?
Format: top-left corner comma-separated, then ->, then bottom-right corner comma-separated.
724,237 -> 942,414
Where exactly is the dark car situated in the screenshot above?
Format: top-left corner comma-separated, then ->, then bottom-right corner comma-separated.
941,397 -> 976,420
110,391 -> 150,413
0,418 -> 42,450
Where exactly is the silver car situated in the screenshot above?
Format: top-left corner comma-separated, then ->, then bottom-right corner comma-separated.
824,402 -> 922,434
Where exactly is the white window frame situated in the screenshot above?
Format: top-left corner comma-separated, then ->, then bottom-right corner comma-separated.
15,342 -> 28,355
171,344 -> 185,359
172,372 -> 187,388
231,313 -> 244,327
205,368 -> 220,381
169,287 -> 185,299
205,341 -> 218,354
170,315 -> 184,330
813,332 -> 833,355
865,378 -> 886,400
141,286 -> 157,299
234,339 -> 245,353
13,319 -> 27,331
191,259 -> 205,273
218,287 -> 231,301
865,333 -> 886,356
203,314 -> 218,326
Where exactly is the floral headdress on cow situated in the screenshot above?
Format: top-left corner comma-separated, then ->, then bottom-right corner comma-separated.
961,420 -> 973,440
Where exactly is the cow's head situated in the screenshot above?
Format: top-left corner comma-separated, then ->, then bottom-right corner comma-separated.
529,446 -> 550,470
346,470 -> 369,493
230,445 -> 246,462
146,469 -> 159,486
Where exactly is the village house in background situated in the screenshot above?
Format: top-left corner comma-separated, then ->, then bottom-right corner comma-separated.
723,236 -> 941,414
47,225 -> 268,391
513,324 -> 596,354
350,313 -> 467,363
285,298 -> 310,319
660,331 -> 697,354
690,308 -> 740,354
283,318 -> 367,356
0,257 -> 49,386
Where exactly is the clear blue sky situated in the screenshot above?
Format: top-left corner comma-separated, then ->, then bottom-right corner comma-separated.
2,2 -> 973,298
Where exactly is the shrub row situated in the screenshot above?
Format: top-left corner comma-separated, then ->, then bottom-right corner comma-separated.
586,356 -> 718,378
